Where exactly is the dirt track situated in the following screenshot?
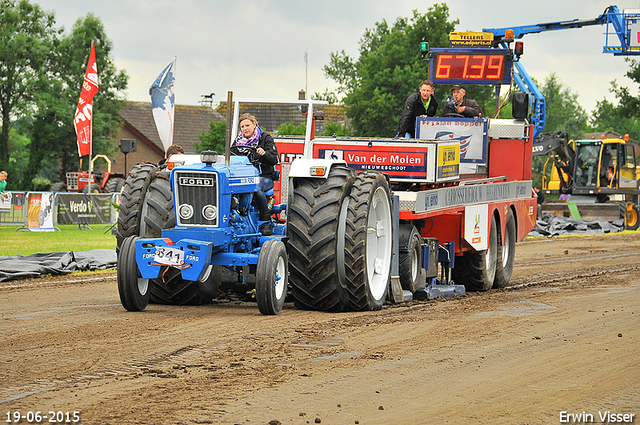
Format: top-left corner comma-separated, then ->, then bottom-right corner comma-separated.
2,233 -> 639,425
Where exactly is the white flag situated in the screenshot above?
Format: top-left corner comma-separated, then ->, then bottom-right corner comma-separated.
149,58 -> 176,151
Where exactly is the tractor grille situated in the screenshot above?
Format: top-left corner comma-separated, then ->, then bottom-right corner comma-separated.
174,171 -> 219,227
66,172 -> 80,190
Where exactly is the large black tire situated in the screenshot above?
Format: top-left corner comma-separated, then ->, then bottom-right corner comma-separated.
117,236 -> 150,311
399,224 -> 422,293
256,239 -> 288,315
452,214 -> 498,292
50,182 -> 67,192
116,162 -> 158,250
493,209 -> 516,289
149,266 -> 220,305
287,164 -> 355,311
104,177 -> 125,193
139,169 -> 173,239
343,171 -> 393,311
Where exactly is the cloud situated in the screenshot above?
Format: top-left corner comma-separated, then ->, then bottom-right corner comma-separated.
35,0 -> 640,114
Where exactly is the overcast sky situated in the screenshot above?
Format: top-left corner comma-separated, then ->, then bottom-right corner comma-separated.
34,0 -> 640,115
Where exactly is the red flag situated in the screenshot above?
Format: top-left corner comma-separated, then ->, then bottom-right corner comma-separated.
73,42 -> 99,157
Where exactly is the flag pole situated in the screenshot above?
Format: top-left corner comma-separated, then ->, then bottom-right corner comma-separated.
88,41 -> 94,185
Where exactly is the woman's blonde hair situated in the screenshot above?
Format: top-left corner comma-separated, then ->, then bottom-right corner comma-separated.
238,113 -> 259,127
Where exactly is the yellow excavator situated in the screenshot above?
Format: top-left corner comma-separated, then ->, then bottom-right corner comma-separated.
534,132 -> 640,230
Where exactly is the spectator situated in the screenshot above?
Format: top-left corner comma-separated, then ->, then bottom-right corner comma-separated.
159,144 -> 185,166
0,171 -> 7,199
442,84 -> 483,118
397,80 -> 438,138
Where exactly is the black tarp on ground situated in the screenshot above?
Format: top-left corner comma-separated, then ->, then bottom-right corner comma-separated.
529,212 -> 624,237
0,249 -> 116,282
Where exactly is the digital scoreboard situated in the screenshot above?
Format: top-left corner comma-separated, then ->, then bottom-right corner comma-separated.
428,48 -> 513,85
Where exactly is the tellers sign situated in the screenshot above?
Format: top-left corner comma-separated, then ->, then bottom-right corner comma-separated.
428,48 -> 513,85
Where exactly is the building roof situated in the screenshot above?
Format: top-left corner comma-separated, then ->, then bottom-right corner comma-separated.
119,101 -> 224,153
215,102 -> 346,135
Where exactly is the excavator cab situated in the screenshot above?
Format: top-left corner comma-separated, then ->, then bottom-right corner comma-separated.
573,142 -> 600,189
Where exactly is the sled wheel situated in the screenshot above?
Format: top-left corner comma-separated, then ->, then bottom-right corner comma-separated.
494,209 -> 516,289
256,239 -> 288,315
452,214 -> 498,292
399,224 -> 422,293
117,236 -> 150,311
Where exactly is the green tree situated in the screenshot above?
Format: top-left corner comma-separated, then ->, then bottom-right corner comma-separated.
195,119 -> 226,153
0,0 -> 59,174
277,122 -> 306,136
323,6 -> 494,137
540,72 -> 587,140
311,89 -> 338,105
24,13 -> 128,187
321,121 -> 352,137
590,59 -> 640,138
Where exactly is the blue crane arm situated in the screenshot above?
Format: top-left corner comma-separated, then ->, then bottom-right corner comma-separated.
483,5 -> 638,55
481,5 -> 640,140
484,5 -> 618,38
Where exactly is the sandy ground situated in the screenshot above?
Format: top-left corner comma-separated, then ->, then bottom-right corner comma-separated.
1,233 -> 639,425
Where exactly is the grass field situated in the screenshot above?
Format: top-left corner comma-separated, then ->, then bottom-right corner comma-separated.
0,224 -> 117,257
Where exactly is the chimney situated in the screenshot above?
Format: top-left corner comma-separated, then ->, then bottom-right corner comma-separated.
298,90 -> 306,100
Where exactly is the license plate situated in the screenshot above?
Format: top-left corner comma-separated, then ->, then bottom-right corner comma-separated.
154,246 -> 185,266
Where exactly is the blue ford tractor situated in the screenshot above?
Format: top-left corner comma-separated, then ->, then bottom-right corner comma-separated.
117,151 -> 289,315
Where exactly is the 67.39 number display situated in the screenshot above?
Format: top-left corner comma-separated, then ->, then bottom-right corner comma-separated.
428,48 -> 513,86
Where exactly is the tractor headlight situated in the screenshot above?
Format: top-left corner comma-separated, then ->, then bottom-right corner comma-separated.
202,204 -> 217,221
178,203 -> 194,220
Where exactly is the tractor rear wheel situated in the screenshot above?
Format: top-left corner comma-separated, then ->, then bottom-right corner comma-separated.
50,182 -> 67,192
287,164 -> 355,311
452,215 -> 498,292
256,239 -> 288,315
494,210 -> 516,289
117,236 -> 150,311
105,177 -> 125,193
343,171 -> 393,311
149,266 -> 219,305
139,169 -> 173,239
116,162 -> 158,250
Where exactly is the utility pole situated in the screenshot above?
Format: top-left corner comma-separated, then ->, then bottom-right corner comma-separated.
304,51 -> 308,97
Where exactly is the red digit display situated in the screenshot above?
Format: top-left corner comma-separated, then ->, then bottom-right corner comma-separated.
428,49 -> 512,85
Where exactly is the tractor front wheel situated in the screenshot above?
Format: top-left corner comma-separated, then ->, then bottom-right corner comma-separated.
117,236 -> 150,311
256,239 -> 288,315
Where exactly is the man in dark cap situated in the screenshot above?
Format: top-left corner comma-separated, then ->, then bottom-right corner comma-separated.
442,84 -> 483,118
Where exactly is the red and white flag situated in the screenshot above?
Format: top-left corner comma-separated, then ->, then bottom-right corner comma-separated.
73,42 -> 99,157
